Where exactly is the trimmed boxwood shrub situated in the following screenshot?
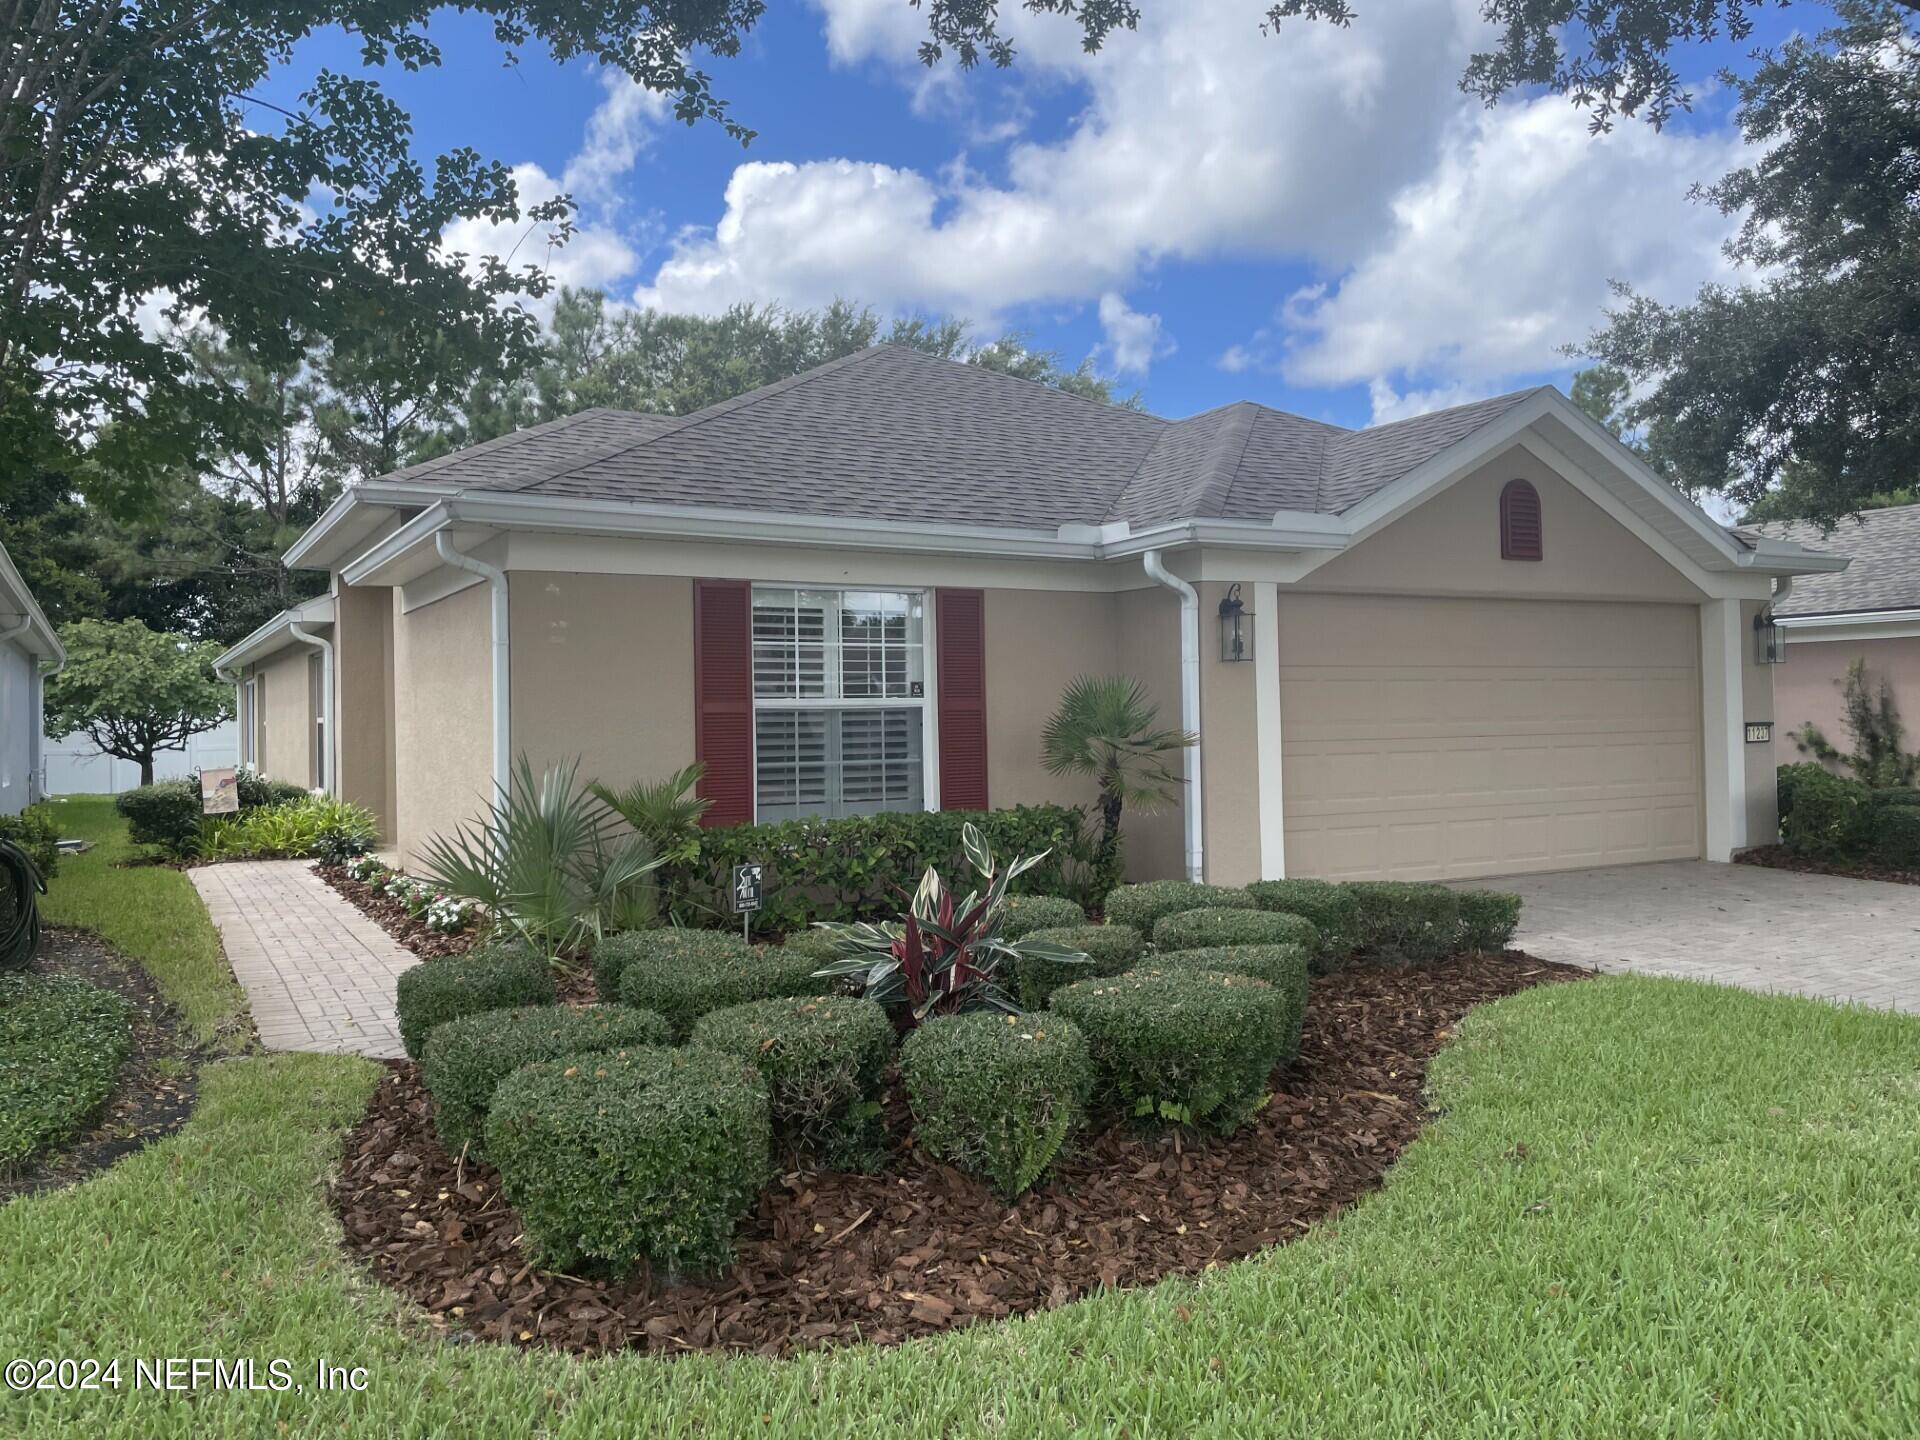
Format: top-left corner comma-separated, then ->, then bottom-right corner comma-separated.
395,943 -> 555,1059
617,934 -> 832,1039
1346,882 -> 1463,968
1102,880 -> 1255,934
115,771 -> 306,857
0,973 -> 133,1169
1872,804 -> 1920,868
486,1046 -> 771,1274
1152,906 -> 1320,955
999,894 -> 1086,941
901,1011 -> 1094,1198
1455,890 -> 1523,953
1153,944 -> 1309,1058
690,995 -> 894,1165
771,927 -> 846,968
1778,766 -> 1872,859
1050,968 -> 1293,1132
1012,924 -> 1142,1008
1243,878 -> 1360,968
592,927 -> 749,1001
418,1004 -> 672,1157
1871,787 -> 1920,809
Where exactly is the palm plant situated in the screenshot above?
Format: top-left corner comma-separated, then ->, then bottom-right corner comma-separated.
588,762 -> 711,865
1041,675 -> 1196,898
417,754 -> 660,965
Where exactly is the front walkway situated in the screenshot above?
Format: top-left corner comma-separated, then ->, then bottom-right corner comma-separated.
1492,860 -> 1920,1014
191,861 -> 418,1058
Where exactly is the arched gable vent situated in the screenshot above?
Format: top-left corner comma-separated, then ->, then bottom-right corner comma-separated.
1500,479 -> 1543,561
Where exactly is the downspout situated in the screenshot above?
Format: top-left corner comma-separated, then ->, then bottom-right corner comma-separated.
435,531 -> 509,800
287,622 -> 336,796
1142,550 -> 1204,883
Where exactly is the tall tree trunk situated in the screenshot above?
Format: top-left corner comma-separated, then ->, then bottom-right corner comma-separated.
138,752 -> 154,786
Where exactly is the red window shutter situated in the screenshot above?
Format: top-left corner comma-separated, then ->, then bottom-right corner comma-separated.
936,589 -> 989,811
693,579 -> 753,827
1500,479 -> 1544,561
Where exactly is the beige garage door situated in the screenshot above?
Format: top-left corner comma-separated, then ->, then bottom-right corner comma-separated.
1278,594 -> 1702,881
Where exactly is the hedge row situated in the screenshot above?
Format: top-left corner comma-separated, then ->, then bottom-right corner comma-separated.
1778,762 -> 1920,867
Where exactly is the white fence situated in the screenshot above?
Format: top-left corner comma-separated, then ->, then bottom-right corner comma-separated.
41,721 -> 239,795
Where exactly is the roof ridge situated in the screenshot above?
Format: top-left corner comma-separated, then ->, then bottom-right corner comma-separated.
1199,402 -> 1262,517
376,406 -> 649,486
885,342 -> 1167,422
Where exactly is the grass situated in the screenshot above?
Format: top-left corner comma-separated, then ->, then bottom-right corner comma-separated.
35,795 -> 248,1049
1,977 -> 1916,1436
0,973 -> 133,1169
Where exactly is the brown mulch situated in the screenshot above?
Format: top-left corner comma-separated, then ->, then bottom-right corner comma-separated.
313,864 -> 477,959
332,952 -> 1587,1357
1737,845 -> 1920,888
1,927 -> 209,1202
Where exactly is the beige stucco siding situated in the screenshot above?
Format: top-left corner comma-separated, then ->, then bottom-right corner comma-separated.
509,572 -> 696,801
334,582 -> 396,836
982,589 -> 1122,813
1740,599 -> 1779,844
1109,585 -> 1187,884
391,581 -> 492,866
249,645 -> 316,788
1772,633 -> 1920,778
1197,581 -> 1261,886
1275,593 -> 1703,880
1304,446 -> 1705,603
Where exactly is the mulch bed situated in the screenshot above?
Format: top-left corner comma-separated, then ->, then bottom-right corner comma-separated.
1736,845 -> 1920,888
333,951 -> 1587,1357
1,927 -> 208,1202
313,864 -> 477,960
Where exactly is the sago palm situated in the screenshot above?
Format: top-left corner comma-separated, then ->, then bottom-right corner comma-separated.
1040,675 -> 1195,893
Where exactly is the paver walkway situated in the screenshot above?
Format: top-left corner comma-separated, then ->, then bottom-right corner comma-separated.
1490,860 -> 1920,1014
191,860 -> 418,1058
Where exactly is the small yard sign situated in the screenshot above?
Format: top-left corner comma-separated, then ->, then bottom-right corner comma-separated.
731,862 -> 764,941
200,767 -> 239,815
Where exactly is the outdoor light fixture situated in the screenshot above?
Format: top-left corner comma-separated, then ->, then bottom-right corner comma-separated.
1753,607 -> 1786,665
1218,583 -> 1253,662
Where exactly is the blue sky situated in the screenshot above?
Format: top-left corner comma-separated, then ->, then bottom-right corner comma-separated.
264,0 -> 1825,428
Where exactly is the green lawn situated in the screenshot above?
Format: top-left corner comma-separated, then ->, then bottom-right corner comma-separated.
36,795 -> 248,1050
1,974 -> 1916,1436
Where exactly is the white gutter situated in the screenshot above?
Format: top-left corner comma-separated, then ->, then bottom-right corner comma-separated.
435,531 -> 509,799
286,622 -> 336,796
1142,549 -> 1204,883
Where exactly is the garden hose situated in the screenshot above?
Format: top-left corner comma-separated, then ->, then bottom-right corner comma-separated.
0,837 -> 44,972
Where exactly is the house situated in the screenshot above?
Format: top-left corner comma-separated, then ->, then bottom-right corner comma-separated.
0,539 -> 66,815
221,345 -> 1846,883
1748,503 -> 1920,770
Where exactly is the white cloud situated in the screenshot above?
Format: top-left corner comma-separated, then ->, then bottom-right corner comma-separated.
1366,377 -> 1503,424
1097,292 -> 1169,375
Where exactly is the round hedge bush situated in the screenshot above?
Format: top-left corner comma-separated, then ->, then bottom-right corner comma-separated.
1152,906 -> 1320,955
771,927 -> 847,968
1153,944 -> 1309,1059
617,934 -> 833,1039
1049,967 -> 1294,1132
485,1045 -> 771,1275
998,894 -> 1086,941
1242,878 -> 1361,969
1101,880 -> 1255,935
690,995 -> 894,1165
1346,882 -> 1463,968
901,1011 -> 1094,1199
418,1003 -> 673,1158
395,943 -> 555,1059
591,927 -> 755,1002
1012,924 -> 1142,1008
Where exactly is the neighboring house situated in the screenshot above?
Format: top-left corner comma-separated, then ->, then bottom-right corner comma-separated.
1749,502 -> 1920,769
220,346 -> 1845,883
0,540 -> 66,815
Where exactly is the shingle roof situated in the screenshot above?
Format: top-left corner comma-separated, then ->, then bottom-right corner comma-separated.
1748,504 -> 1920,616
372,345 -> 1547,530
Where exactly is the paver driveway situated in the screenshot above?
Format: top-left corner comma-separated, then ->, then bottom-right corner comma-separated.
192,860 -> 418,1057
1492,860 -> 1920,1014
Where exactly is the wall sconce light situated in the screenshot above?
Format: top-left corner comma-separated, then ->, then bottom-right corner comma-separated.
1218,583 -> 1253,662
1753,608 -> 1786,665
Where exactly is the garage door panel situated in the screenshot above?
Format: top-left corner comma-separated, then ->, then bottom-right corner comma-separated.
1280,597 -> 1702,881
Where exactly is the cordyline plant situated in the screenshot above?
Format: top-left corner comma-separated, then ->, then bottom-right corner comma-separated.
811,822 -> 1089,1027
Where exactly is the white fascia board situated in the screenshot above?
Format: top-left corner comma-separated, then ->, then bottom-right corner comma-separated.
0,540 -> 64,662
282,481 -> 448,571
210,595 -> 337,674
1777,608 -> 1920,643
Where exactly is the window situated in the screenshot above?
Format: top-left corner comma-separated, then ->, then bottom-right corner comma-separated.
751,587 -> 928,821
1500,478 -> 1543,561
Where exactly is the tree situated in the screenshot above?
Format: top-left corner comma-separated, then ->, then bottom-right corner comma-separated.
1567,364 -> 1705,499
1579,3 -> 1920,529
44,619 -> 232,785
1040,674 -> 1195,897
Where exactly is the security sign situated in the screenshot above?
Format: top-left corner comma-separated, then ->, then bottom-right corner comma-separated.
731,863 -> 764,916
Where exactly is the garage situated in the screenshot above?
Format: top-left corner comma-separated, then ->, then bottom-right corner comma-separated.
1276,593 -> 1703,881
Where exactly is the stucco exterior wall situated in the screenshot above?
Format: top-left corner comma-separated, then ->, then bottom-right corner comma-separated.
391,581 -> 492,866
335,582 -> 396,838
1741,599 -> 1779,846
249,644 -> 317,788
1110,585 -> 1187,883
0,640 -> 33,814
982,588 -> 1122,813
509,572 -> 695,798
1302,446 -> 1705,604
1197,581 -> 1262,886
1772,634 -> 1920,777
